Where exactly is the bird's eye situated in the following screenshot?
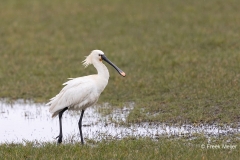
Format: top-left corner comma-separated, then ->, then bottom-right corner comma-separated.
98,54 -> 101,56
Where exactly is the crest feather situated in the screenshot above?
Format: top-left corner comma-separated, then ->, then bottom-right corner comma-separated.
82,54 -> 92,68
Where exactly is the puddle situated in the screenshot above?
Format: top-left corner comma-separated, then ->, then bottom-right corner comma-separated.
0,100 -> 239,144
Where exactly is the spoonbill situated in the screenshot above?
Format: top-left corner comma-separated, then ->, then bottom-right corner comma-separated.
46,50 -> 125,144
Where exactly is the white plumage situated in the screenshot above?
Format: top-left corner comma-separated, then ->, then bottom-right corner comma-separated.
46,50 -> 125,144
48,76 -> 100,117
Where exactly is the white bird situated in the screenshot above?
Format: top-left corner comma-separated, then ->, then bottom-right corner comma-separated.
46,50 -> 125,144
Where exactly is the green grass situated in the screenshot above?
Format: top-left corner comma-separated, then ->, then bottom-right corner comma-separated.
0,137 -> 239,160
1,0 -> 239,124
0,0 -> 240,159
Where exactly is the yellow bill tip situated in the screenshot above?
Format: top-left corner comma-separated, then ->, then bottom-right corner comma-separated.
121,72 -> 126,77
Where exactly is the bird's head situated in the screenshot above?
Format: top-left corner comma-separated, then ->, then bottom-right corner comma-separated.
82,50 -> 125,77
82,50 -> 104,67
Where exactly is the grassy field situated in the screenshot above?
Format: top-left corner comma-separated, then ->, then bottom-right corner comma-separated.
0,137 -> 239,160
0,0 -> 240,124
0,0 -> 240,159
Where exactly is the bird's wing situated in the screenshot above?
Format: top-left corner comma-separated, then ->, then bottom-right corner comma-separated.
47,75 -> 98,117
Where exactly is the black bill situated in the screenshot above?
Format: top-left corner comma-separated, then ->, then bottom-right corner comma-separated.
101,55 -> 126,77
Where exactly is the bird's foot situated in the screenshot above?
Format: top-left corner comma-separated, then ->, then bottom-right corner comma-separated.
55,135 -> 63,144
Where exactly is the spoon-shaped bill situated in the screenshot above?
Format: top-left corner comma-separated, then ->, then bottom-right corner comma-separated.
101,55 -> 126,77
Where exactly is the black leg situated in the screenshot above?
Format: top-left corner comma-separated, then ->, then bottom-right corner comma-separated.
78,110 -> 85,145
56,107 -> 68,144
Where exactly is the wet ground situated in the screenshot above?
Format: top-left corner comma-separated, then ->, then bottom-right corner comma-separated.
0,99 -> 239,144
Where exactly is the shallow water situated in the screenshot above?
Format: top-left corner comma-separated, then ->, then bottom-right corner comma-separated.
0,100 -> 239,144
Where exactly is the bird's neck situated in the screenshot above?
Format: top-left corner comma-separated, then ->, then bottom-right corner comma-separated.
93,62 -> 110,80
